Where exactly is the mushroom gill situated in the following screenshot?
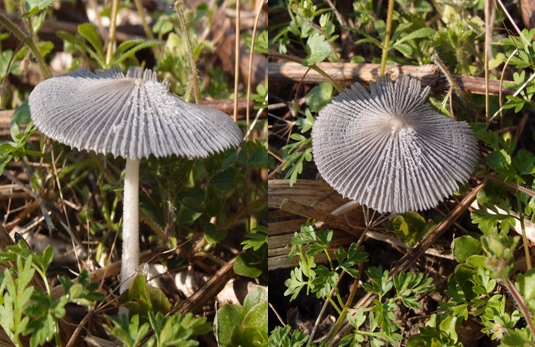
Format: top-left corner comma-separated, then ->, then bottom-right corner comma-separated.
311,75 -> 479,214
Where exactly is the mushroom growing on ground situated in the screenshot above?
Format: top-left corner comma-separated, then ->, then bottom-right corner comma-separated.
29,67 -> 243,292
311,75 -> 479,214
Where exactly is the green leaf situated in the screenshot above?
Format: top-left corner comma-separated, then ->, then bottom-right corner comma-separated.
393,42 -> 413,56
209,167 -> 237,190
306,82 -> 333,112
390,22 -> 413,43
387,211 -> 435,246
119,275 -> 171,319
56,31 -> 88,50
215,304 -> 246,347
112,40 -> 162,66
216,289 -> 267,347
78,23 -> 105,64
204,223 -> 227,244
37,41 -> 54,58
247,145 -> 268,169
153,19 -> 174,35
513,149 -> 535,175
78,23 -> 103,52
375,20 -> 386,40
9,120 -> 19,141
501,328 -> 533,347
451,235 -> 482,263
481,234 -> 519,278
112,39 -> 146,59
303,34 -> 332,66
471,209 -> 516,235
241,226 -> 268,251
242,301 -> 268,344
284,266 -> 309,301
515,268 -> 535,302
105,314 -> 150,347
296,109 -> 315,133
24,0 -> 56,13
396,27 -> 436,44
11,101 -> 31,125
234,252 -> 264,278
355,37 -> 383,48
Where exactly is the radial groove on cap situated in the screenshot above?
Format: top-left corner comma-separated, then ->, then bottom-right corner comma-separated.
29,67 -> 242,160
311,75 -> 479,214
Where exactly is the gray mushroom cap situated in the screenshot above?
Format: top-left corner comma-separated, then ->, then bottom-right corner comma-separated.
28,67 -> 243,160
311,75 -> 479,214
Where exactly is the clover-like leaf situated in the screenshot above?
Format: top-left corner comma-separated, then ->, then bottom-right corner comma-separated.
303,34 -> 332,66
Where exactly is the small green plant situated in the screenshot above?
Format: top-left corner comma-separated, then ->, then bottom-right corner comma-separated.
106,311 -> 211,347
110,274 -> 210,347
0,119 -> 40,175
215,287 -> 268,347
277,221 -> 434,346
0,241 -> 105,347
268,325 -> 311,347
57,23 -> 162,70
235,225 -> 268,279
118,274 -> 171,320
270,0 -> 535,345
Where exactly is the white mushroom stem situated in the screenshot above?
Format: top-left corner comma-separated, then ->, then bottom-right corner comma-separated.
120,158 -> 140,293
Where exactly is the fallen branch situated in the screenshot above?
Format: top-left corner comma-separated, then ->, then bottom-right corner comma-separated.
269,62 -> 515,96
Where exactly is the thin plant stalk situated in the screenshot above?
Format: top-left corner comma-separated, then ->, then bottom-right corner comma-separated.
233,0 -> 241,122
516,197 -> 532,270
484,0 -> 494,122
245,0 -> 267,137
496,0 -> 530,47
175,0 -> 202,104
324,209 -> 374,343
504,278 -> 535,338
379,0 -> 395,77
105,0 -> 120,66
0,12 -> 51,79
133,0 -> 162,61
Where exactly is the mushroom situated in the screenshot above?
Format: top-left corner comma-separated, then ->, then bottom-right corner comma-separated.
28,67 -> 243,292
311,75 -> 478,214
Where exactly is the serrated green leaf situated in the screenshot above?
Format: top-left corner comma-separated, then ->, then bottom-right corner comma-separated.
303,34 -> 332,66
241,227 -> 267,251
247,146 -> 268,169
209,167 -> 237,190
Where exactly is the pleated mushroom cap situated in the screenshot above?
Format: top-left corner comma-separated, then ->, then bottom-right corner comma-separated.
28,67 -> 243,160
311,75 -> 479,214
